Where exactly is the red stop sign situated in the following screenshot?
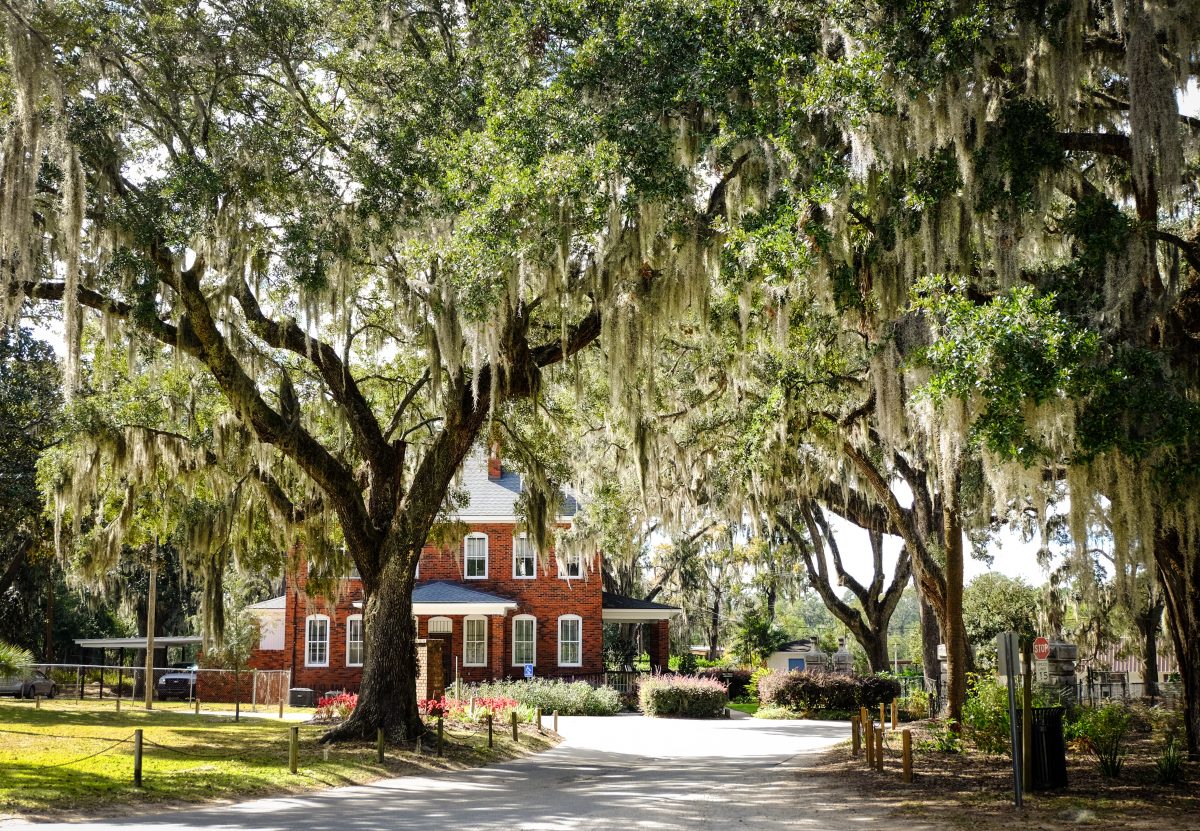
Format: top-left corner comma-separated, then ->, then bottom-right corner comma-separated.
1033,637 -> 1051,660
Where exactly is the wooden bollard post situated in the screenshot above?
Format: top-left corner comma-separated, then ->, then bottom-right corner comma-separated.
902,728 -> 913,783
133,728 -> 143,787
553,710 -> 558,734
875,722 -> 884,771
415,736 -> 422,756
487,714 -> 493,748
891,699 -> 899,731
288,726 -> 299,774
511,710 -> 518,742
851,719 -> 861,755
377,728 -> 385,763
437,716 -> 444,757
864,719 -> 873,767
35,695 -> 41,709
194,697 -> 200,716
278,696 -> 284,719
535,707 -> 542,733
879,702 -> 886,728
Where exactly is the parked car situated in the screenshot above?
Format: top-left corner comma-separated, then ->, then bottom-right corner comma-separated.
156,663 -> 198,700
0,668 -> 58,699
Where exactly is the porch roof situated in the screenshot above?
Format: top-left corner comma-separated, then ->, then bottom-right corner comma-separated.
352,581 -> 519,616
601,592 -> 681,623
74,636 -> 203,650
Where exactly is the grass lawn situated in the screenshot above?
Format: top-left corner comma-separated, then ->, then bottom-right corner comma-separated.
0,698 -> 556,821
727,700 -> 759,716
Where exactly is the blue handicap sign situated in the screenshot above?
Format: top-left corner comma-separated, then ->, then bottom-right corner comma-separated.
523,663 -> 534,679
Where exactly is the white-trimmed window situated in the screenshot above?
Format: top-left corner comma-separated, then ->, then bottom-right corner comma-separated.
428,616 -> 453,634
512,615 -> 536,666
557,615 -> 582,667
464,533 -> 488,579
305,615 -> 329,667
464,616 -> 488,666
513,535 -> 536,579
346,615 -> 364,667
557,548 -> 583,579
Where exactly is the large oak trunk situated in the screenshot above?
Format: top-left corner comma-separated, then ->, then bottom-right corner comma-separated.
322,547 -> 422,743
1157,529 -> 1200,759
919,590 -> 942,696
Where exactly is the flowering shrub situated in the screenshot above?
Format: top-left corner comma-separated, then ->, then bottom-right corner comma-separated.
315,692 -> 357,722
419,695 -> 522,723
638,674 -> 727,718
697,668 -> 753,700
466,679 -> 623,716
757,671 -> 900,714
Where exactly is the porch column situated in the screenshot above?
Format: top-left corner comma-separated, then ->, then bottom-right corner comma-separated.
489,614 -> 506,682
646,620 -> 671,673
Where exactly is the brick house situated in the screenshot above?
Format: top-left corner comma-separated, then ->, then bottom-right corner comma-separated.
247,451 -> 680,694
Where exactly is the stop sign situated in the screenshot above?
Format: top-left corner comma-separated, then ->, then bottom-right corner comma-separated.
1033,636 -> 1051,660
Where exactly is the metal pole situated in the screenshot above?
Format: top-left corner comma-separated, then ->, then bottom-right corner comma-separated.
144,543 -> 158,710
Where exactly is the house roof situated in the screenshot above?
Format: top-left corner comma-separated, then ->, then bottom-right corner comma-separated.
75,636 -> 202,649
601,592 -> 681,622
775,639 -> 821,654
408,580 -> 519,615
453,453 -> 578,521
248,595 -> 286,610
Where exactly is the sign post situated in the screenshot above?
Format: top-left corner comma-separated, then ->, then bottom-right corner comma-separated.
997,631 -> 1023,807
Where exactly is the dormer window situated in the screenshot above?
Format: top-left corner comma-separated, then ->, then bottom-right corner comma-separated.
464,533 -> 488,579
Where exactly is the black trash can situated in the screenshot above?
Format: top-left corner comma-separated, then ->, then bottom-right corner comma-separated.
1017,707 -> 1068,791
289,687 -> 315,708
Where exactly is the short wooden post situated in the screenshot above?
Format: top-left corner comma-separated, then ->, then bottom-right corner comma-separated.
194,696 -> 200,716
511,710 -> 518,742
278,696 -> 284,719
902,728 -> 913,783
864,720 -> 875,768
851,718 -> 861,756
535,707 -> 542,733
891,699 -> 899,731
35,695 -> 41,709
553,710 -> 558,734
376,728 -> 385,762
133,729 -> 143,787
415,736 -> 422,756
288,726 -> 299,774
487,714 -> 493,748
875,722 -> 884,771
437,716 -> 444,757
879,702 -> 886,728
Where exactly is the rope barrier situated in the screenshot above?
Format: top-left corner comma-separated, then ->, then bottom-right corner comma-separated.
37,733 -> 137,768
140,737 -> 262,761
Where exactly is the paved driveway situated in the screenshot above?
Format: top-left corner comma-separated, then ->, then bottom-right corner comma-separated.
6,715 -> 890,831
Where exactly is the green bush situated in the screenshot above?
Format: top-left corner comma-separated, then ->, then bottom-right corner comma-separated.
758,671 -> 901,713
676,653 -> 699,675
465,679 -> 623,716
901,688 -> 932,719
962,679 -> 1012,756
1156,738 -> 1185,785
638,674 -> 728,718
920,719 -> 963,753
1076,702 -> 1133,778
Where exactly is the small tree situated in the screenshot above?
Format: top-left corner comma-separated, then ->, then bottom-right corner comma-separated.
205,595 -> 260,722
0,641 -> 32,675
731,608 -> 790,667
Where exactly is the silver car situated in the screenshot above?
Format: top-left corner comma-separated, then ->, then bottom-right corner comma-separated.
0,668 -> 58,698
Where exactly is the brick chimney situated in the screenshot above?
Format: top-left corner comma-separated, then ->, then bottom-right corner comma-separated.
487,444 -> 502,479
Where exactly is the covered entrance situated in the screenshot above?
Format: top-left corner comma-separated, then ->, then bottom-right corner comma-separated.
601,593 -> 681,673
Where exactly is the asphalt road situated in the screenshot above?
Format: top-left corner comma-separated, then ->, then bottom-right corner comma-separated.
6,714 -> 890,831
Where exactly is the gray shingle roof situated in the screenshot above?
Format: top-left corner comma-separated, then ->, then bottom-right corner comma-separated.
453,452 -> 578,520
601,592 -> 680,612
412,581 -> 516,605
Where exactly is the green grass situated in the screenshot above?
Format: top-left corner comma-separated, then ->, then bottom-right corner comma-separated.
0,698 -> 554,820
727,700 -> 759,715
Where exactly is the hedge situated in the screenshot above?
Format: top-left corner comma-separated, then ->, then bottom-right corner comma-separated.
758,671 -> 901,713
465,679 -> 623,716
697,668 -> 753,699
638,674 -> 728,718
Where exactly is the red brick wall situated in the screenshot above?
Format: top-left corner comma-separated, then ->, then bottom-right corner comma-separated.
253,522 -> 605,690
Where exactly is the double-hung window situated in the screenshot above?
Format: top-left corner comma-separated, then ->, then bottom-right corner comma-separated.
512,615 -> 536,666
513,535 -> 536,578
464,616 -> 488,666
557,615 -> 582,667
346,615 -> 364,667
557,548 -> 583,579
305,615 -> 329,667
464,534 -> 488,579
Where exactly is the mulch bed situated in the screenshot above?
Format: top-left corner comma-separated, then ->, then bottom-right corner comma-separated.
803,718 -> 1200,830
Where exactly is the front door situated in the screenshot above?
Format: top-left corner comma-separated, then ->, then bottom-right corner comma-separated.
429,633 -> 454,684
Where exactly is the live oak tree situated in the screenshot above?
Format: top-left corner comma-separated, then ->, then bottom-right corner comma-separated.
1,0 -> 809,740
